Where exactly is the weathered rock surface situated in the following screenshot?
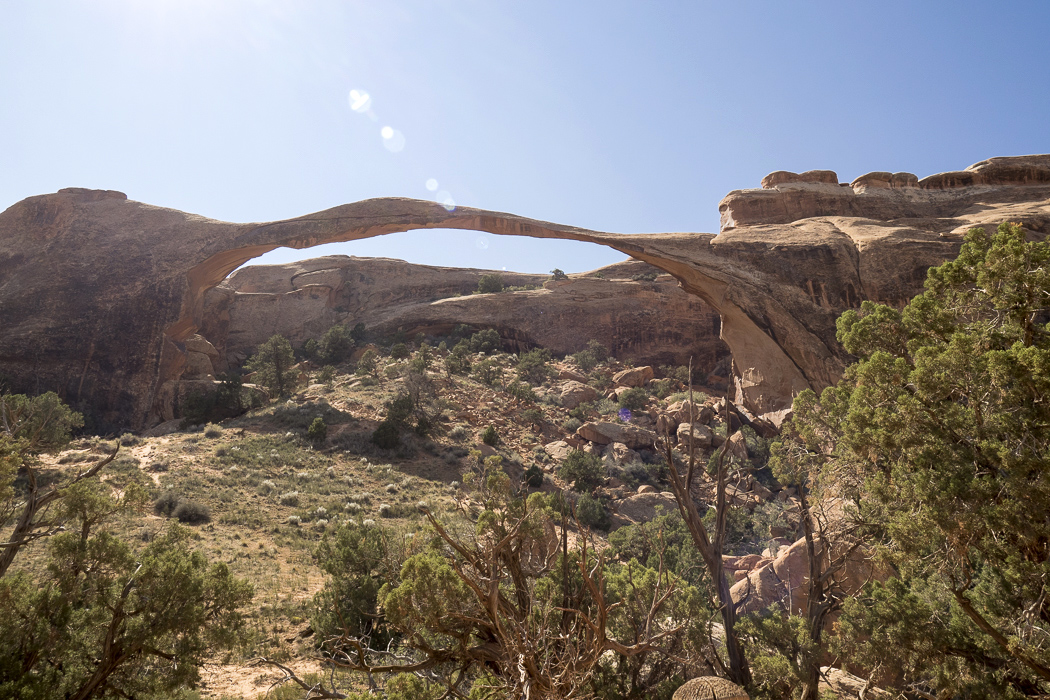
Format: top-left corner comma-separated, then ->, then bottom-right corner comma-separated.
611,365 -> 654,387
730,535 -> 882,616
555,380 -> 598,410
202,258 -> 727,374
576,421 -> 656,449
2,155 -> 1049,428
615,491 -> 678,523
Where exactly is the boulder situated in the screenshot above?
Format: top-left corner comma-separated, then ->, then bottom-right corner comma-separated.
183,351 -> 216,379
576,421 -> 657,450
544,440 -> 574,462
557,380 -> 598,409
616,491 -> 677,522
605,442 -> 640,465
725,431 -> 749,461
637,484 -> 657,494
557,367 -> 588,383
656,413 -> 677,436
731,535 -> 885,616
677,422 -> 714,449
612,366 -> 654,387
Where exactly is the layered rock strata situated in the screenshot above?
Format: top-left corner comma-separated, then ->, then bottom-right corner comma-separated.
198,257 -> 728,374
1,155 -> 1048,429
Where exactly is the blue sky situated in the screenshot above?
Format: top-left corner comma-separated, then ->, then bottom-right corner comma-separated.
2,1 -> 1048,273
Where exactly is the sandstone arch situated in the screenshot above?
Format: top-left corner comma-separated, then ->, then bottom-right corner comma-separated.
2,154 -> 1048,430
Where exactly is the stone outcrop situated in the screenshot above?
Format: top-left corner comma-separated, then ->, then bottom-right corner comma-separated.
2,155 -> 1049,429
575,421 -> 656,449
199,257 -> 728,374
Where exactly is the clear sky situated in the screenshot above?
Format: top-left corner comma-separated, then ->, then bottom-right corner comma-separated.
2,1 -> 1048,273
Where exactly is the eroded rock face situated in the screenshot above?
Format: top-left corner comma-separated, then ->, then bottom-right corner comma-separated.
2,155 -> 1049,429
199,257 -> 728,374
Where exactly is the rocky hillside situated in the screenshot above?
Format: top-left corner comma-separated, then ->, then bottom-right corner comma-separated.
198,257 -> 728,375
1,154 -> 1048,430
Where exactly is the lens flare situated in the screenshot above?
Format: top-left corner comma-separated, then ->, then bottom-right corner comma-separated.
436,190 -> 455,211
618,408 -> 632,422
475,236 -> 489,250
425,178 -> 439,191
381,127 -> 405,153
348,89 -> 371,113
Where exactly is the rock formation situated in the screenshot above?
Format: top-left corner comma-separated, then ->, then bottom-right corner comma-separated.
198,257 -> 728,374
1,155 -> 1048,429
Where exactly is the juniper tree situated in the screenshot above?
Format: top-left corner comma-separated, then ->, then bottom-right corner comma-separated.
781,223 -> 1050,697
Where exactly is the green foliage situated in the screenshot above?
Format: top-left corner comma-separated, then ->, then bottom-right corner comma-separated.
355,348 -> 378,376
550,268 -> 568,281
317,365 -> 337,386
516,347 -> 553,385
0,391 -> 84,457
481,425 -> 499,447
317,324 -> 356,365
476,273 -> 504,294
777,223 -> 1050,694
618,386 -> 649,411
506,380 -> 536,402
307,416 -> 328,444
312,521 -> 398,646
738,613 -> 819,700
173,499 -> 211,524
371,422 -> 400,450
573,340 -> 610,372
631,270 -> 659,282
410,342 -> 434,373
607,509 -> 708,589
0,480 -> 252,699
472,357 -> 502,386
245,334 -> 298,398
574,492 -> 610,531
523,464 -> 544,488
468,328 -> 501,354
558,449 -> 603,492
389,342 -> 410,360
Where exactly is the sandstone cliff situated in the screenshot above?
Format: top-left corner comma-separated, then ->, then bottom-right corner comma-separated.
198,257 -> 728,376
1,155 -> 1048,429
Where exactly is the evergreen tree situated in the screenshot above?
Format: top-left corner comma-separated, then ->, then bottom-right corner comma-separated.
780,223 -> 1050,696
245,334 -> 297,398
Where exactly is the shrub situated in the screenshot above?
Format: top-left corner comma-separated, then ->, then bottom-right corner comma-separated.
449,425 -> 469,441
119,432 -> 139,446
203,423 -> 222,438
585,339 -> 609,362
561,417 -> 583,433
174,500 -> 211,525
355,349 -> 379,376
550,268 -> 568,281
308,417 -> 328,444
516,348 -> 553,385
522,408 -> 544,426
154,491 -> 181,517
378,503 -> 394,518
523,465 -> 544,488
468,328 -> 501,354
558,450 -> 604,492
390,343 -> 410,360
473,358 -> 502,386
481,425 -> 499,447
507,381 -> 536,402
618,387 -> 649,411
476,273 -> 504,294
575,493 -> 610,531
278,491 -> 301,507
317,365 -> 337,386
631,271 -> 658,282
317,324 -> 356,365
572,350 -> 598,372
372,422 -> 400,449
